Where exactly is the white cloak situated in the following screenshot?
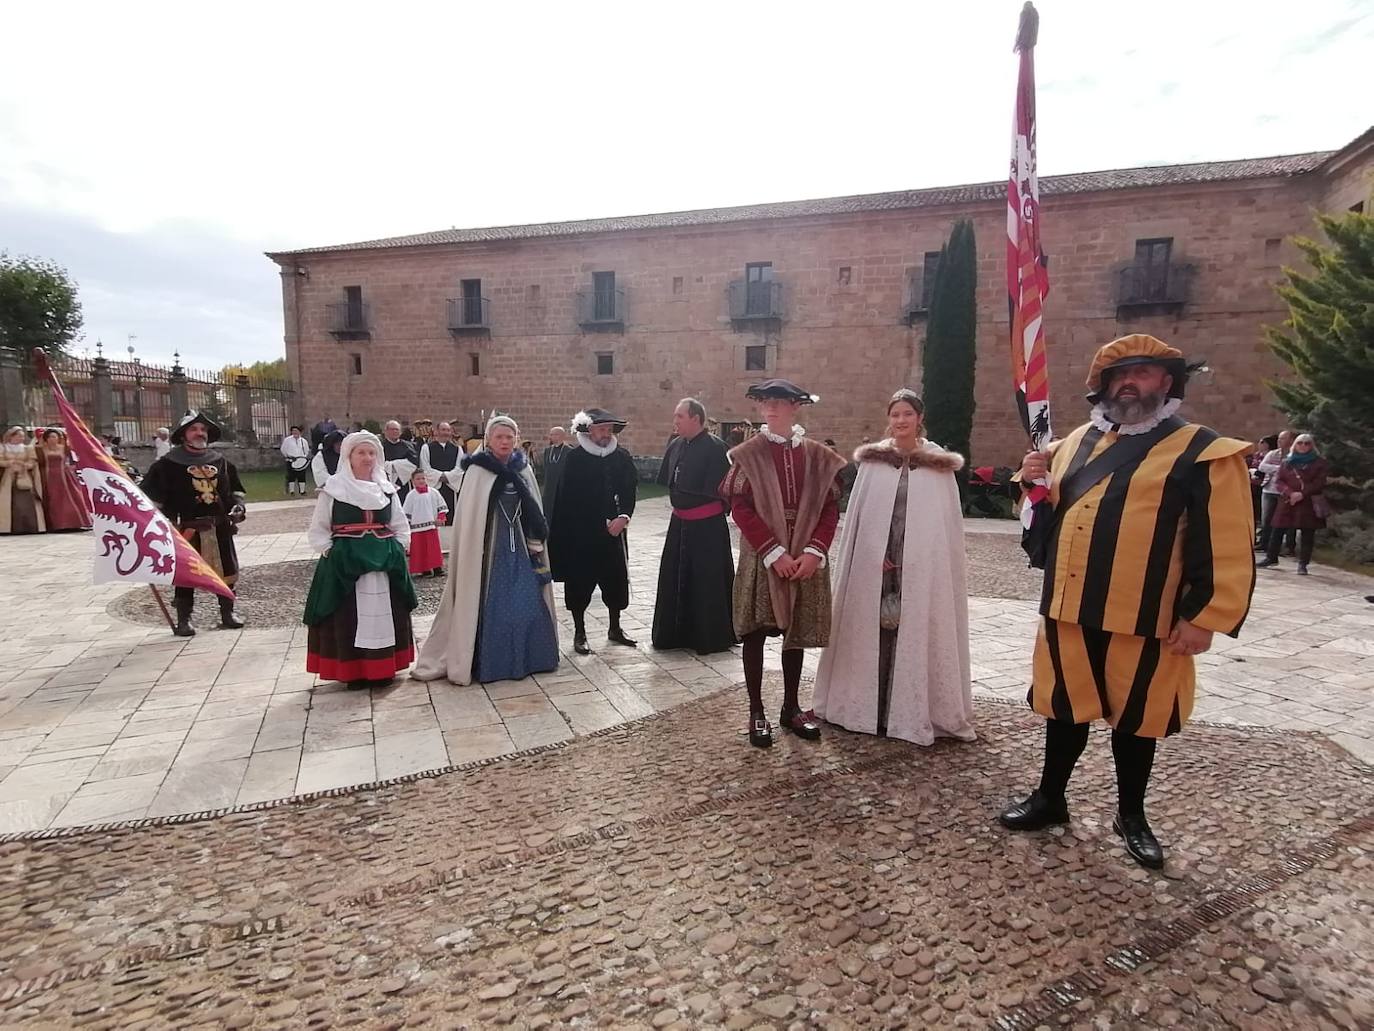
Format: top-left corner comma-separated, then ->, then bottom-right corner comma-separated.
812,439 -> 975,745
411,459 -> 557,686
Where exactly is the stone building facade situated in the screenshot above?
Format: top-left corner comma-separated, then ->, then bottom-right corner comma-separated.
268,128 -> 1372,464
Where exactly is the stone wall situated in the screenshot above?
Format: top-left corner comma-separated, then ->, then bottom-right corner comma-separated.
122,444 -> 291,475
273,145 -> 1370,467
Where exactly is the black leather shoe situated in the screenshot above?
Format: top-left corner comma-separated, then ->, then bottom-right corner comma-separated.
573,633 -> 592,656
1113,812 -> 1164,869
998,790 -> 1070,831
780,708 -> 821,741
172,620 -> 196,638
1256,557 -> 1278,568
607,628 -> 638,647
749,717 -> 773,748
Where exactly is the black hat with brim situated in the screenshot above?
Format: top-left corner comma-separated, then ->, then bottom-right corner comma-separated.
170,409 -> 223,445
746,379 -> 819,404
572,408 -> 627,433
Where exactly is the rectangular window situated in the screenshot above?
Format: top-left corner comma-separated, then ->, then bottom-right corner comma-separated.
460,278 -> 483,326
469,353 -> 481,376
528,284 -> 541,302
593,271 -> 616,321
920,251 -> 942,309
596,352 -> 614,376
1133,238 -> 1173,301
351,353 -> 363,376
838,266 -> 852,285
745,261 -> 773,316
344,285 -> 364,329
745,345 -> 768,371
1264,237 -> 1282,263
672,276 -> 684,296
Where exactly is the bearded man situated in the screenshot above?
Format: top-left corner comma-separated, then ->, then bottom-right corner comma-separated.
141,410 -> 247,635
999,335 -> 1255,869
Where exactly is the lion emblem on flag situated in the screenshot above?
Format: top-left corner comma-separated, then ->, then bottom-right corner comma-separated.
82,470 -> 177,582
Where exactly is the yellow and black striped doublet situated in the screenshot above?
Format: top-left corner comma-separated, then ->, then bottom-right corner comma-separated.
1029,420 -> 1255,738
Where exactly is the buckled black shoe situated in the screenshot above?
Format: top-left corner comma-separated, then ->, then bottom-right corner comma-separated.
573,633 -> 592,656
779,708 -> 821,741
998,790 -> 1070,831
1113,812 -> 1165,869
749,717 -> 773,749
607,628 -> 638,647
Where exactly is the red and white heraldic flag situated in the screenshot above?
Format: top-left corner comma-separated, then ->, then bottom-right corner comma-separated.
1007,1 -> 1053,525
33,349 -> 235,600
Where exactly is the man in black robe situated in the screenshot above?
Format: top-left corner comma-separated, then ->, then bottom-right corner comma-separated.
652,398 -> 735,654
549,408 -> 639,655
141,410 -> 246,636
539,425 -> 573,522
419,420 -> 462,513
381,420 -> 418,502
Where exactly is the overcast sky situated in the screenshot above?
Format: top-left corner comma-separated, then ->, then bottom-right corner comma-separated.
2,0 -> 1370,369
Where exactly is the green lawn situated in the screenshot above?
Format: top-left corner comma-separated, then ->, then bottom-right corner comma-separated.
237,469 -> 671,504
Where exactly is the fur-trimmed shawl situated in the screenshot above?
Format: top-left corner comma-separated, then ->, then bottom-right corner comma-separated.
853,438 -> 965,473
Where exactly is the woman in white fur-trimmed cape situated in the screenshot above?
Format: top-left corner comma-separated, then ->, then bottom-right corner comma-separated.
411,415 -> 559,686
813,390 -> 976,746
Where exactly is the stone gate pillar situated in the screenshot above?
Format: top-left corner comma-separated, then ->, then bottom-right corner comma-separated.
92,355 -> 115,438
0,352 -> 25,429
234,375 -> 258,447
169,356 -> 188,417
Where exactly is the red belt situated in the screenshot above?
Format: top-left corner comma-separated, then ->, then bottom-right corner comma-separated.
673,501 -> 724,521
332,522 -> 394,538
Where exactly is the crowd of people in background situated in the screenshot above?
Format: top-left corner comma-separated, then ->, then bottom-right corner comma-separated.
0,426 -> 92,534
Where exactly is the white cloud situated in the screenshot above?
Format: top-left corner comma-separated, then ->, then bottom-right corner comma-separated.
2,0 -> 1370,363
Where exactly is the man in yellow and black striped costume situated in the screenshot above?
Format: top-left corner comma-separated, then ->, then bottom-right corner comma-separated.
999,334 -> 1255,869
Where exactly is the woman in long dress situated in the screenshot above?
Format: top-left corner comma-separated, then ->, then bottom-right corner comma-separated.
37,428 -> 91,531
813,389 -> 975,745
303,431 -> 418,689
0,426 -> 45,535
412,415 -> 559,686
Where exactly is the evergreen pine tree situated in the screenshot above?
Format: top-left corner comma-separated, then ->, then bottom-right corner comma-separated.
922,219 -> 978,499
1266,210 -> 1374,561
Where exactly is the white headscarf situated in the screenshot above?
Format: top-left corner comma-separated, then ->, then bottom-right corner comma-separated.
322,431 -> 395,509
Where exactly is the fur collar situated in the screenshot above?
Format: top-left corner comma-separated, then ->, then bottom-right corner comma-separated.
853,438 -> 965,472
576,432 -> 619,458
459,448 -> 547,541
760,424 -> 806,447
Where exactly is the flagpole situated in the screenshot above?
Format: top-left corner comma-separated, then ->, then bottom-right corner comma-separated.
148,586 -> 176,631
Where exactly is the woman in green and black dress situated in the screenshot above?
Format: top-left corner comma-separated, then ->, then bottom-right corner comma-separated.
304,431 -> 418,688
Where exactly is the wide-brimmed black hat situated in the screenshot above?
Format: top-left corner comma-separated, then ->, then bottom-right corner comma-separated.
170,409 -> 222,445
572,408 -> 627,433
746,379 -> 819,404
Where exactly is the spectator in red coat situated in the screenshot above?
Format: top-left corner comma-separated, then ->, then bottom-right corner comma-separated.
1257,433 -> 1330,575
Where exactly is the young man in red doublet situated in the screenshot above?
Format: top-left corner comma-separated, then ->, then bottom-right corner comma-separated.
721,380 -> 846,748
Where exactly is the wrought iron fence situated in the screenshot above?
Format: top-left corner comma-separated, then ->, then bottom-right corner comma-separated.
447,296 -> 491,331
728,279 -> 783,320
577,287 -> 626,326
12,353 -> 295,447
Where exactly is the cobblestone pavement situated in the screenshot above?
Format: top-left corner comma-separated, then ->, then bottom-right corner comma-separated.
1,685 -> 1370,1028
0,498 -> 1371,835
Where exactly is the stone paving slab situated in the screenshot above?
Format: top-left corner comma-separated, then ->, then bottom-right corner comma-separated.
1,498 -> 1372,835
0,683 -> 1369,1028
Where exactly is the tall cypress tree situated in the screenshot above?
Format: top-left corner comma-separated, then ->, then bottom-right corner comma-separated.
1266,210 -> 1374,523
922,219 -> 978,498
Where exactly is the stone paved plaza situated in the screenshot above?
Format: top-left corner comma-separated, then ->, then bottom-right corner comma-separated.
1,496 -> 1372,1027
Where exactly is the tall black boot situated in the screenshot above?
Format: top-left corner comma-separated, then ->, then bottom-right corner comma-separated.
572,609 -> 591,655
172,595 -> 196,637
219,595 -> 245,630
607,609 -> 637,647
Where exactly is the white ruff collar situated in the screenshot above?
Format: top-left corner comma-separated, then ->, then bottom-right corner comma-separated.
1090,397 -> 1182,436
576,432 -> 619,457
760,424 -> 806,447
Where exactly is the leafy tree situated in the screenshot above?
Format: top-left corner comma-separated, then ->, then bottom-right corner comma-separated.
1266,211 -> 1374,505
922,219 -> 978,499
222,357 -> 291,384
0,253 -> 83,362
1266,210 -> 1374,564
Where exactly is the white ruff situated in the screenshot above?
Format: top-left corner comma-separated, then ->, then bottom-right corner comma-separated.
576,432 -> 618,457
1090,397 -> 1182,436
760,424 -> 806,448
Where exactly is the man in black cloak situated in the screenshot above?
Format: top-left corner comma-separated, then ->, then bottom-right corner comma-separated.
652,398 -> 735,654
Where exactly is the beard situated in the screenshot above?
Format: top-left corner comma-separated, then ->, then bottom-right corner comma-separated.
1103,387 -> 1167,426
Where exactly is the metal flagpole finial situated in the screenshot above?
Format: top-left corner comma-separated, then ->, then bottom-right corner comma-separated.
1015,1 -> 1039,52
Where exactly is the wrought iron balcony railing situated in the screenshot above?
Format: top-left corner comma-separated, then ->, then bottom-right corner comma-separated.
728,279 -> 783,321
1116,263 -> 1195,316
326,302 -> 371,336
577,288 -> 626,327
447,296 -> 491,332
